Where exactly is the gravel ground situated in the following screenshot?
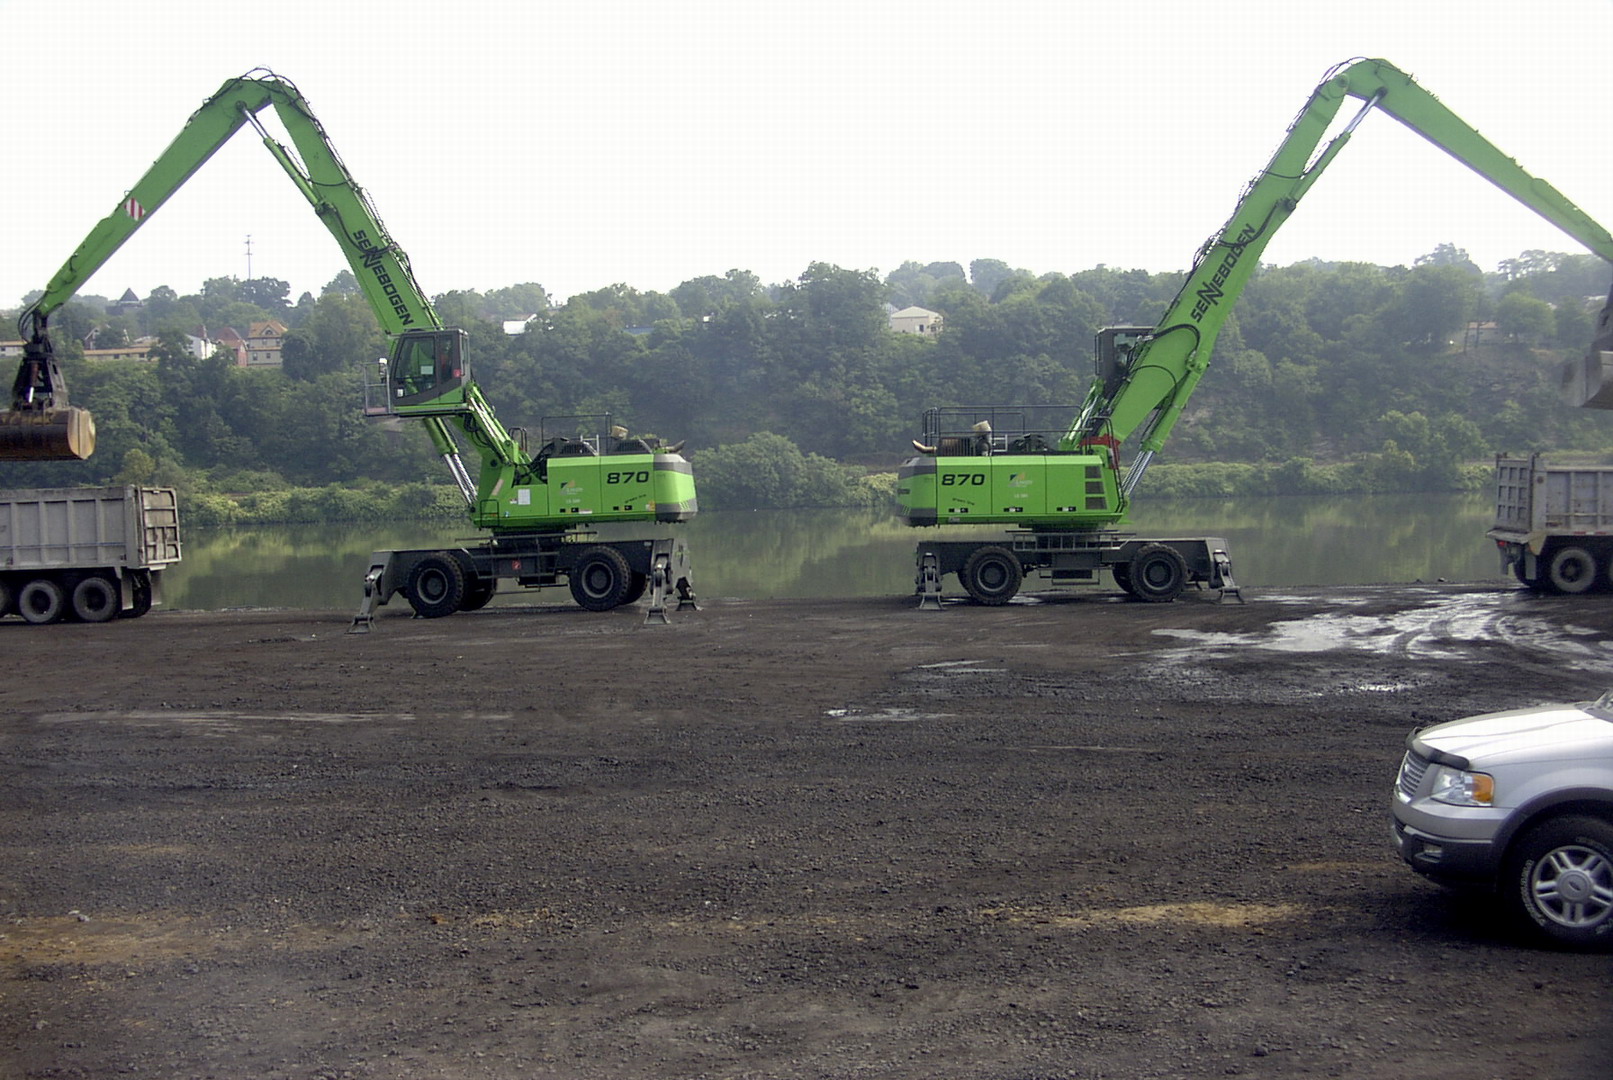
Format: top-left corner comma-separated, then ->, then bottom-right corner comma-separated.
2,583 -> 1611,1079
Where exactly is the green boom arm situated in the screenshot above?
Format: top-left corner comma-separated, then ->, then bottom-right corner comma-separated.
1071,57 -> 1613,486
19,69 -> 525,500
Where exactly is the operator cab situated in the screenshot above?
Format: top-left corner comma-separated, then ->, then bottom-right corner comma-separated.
1094,326 -> 1153,399
373,329 -> 468,414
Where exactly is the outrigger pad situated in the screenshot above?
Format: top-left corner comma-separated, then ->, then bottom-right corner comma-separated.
0,407 -> 97,460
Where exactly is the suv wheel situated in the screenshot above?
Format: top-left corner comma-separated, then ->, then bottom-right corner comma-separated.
1503,815 -> 1613,950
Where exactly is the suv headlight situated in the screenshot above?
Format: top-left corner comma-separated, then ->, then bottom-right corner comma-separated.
1428,765 -> 1494,806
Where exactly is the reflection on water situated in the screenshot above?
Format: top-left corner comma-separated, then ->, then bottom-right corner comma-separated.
165,492 -> 1508,612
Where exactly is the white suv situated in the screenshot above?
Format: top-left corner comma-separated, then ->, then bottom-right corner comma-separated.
1392,694 -> 1613,950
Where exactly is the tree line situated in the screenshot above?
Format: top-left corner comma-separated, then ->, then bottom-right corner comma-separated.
2,245 -> 1609,514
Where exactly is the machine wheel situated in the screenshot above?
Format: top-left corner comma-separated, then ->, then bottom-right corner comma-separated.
0,578 -> 12,618
1545,546 -> 1597,594
620,572 -> 649,605
960,546 -> 1023,605
1128,544 -> 1188,603
459,578 -> 497,612
1502,815 -> 1613,950
570,546 -> 633,611
1111,562 -> 1137,597
18,578 -> 66,624
121,572 -> 153,619
406,553 -> 465,618
70,574 -> 120,623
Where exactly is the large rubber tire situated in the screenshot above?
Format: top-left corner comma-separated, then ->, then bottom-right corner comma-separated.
1502,815 -> 1613,951
1546,546 -> 1597,595
960,545 -> 1023,605
406,553 -> 466,619
0,578 -> 13,618
459,578 -> 497,612
570,546 -> 633,611
120,572 -> 153,619
18,578 -> 66,624
620,572 -> 649,606
70,574 -> 120,623
1111,562 -> 1136,597
1128,544 -> 1188,603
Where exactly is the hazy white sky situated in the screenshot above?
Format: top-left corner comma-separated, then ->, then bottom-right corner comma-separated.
5,0 -> 1611,311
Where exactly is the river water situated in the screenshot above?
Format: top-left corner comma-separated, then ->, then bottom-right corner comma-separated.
165,491 -> 1509,612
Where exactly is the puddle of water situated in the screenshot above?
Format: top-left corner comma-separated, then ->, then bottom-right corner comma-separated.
1156,615 -> 1402,654
1152,592 -> 1613,670
916,660 -> 1007,674
824,707 -> 952,723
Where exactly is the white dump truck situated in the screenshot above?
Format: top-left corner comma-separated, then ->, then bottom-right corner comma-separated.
1489,455 -> 1613,593
0,486 -> 181,623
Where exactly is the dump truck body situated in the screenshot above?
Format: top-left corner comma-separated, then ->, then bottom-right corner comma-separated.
1488,455 -> 1613,593
0,485 -> 180,622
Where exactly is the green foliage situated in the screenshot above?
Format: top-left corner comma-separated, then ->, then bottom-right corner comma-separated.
1494,291 -> 1554,344
691,433 -> 886,510
885,260 -> 967,309
114,448 -> 156,485
179,479 -> 464,527
481,283 -> 551,319
279,291 -> 386,381
1141,454 -> 1485,498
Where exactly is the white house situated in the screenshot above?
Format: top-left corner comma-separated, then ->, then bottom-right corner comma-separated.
889,305 -> 942,335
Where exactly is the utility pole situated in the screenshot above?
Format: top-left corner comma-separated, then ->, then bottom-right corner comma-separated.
245,234 -> 253,281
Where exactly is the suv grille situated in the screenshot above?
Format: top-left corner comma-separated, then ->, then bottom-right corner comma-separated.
1397,751 -> 1429,798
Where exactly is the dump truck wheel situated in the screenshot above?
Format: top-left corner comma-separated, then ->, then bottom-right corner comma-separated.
18,578 -> 66,624
1546,546 -> 1597,595
70,575 -> 120,623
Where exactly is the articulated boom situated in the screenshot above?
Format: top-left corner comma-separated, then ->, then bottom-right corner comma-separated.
24,71 -> 436,345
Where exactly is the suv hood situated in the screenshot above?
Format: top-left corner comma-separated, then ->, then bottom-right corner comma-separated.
1415,703 -> 1613,768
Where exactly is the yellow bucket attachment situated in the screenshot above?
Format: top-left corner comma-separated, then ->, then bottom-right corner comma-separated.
0,407 -> 97,460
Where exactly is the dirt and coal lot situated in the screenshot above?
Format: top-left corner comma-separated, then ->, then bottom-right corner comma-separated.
2,584 -> 1611,1079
